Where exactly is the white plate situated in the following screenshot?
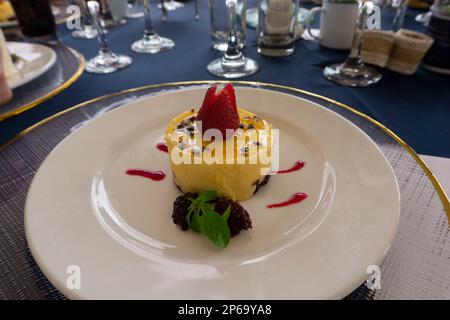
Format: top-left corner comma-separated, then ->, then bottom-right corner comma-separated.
25,87 -> 400,299
6,42 -> 57,90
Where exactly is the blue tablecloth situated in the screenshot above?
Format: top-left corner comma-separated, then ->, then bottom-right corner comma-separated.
1,1 -> 449,157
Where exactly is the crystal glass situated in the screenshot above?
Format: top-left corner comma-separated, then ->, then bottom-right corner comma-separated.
160,0 -> 168,21
257,0 -> 299,57
195,0 -> 200,20
207,0 -> 259,78
378,0 -> 409,31
71,0 -> 98,39
127,0 -> 144,18
209,0 -> 246,51
85,1 -> 133,74
323,1 -> 382,87
158,0 -> 185,11
131,0 -> 175,53
98,0 -> 119,27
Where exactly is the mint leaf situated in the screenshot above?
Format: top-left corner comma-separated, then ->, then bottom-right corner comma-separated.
190,211 -> 201,233
222,205 -> 231,221
186,207 -> 195,228
199,209 -> 231,248
198,190 -> 218,202
182,190 -> 232,248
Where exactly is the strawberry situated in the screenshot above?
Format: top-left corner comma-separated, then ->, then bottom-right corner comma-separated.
196,84 -> 239,138
222,83 -> 237,113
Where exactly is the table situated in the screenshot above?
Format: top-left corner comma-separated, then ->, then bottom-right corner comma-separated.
0,1 -> 449,158
0,0 -> 449,300
1,81 -> 448,299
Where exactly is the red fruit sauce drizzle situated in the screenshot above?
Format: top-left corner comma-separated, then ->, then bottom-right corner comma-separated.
156,142 -> 168,153
267,192 -> 308,208
126,169 -> 166,181
273,160 -> 305,174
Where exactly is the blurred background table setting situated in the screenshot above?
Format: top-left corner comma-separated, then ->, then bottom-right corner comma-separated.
0,0 -> 449,300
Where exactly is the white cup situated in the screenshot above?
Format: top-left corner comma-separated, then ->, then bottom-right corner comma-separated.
306,0 -> 359,50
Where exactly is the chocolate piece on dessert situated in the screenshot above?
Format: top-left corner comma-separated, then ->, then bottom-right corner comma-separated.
253,175 -> 271,195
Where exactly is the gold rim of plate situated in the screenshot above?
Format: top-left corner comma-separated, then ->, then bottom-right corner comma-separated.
1,80 -> 449,219
0,45 -> 85,122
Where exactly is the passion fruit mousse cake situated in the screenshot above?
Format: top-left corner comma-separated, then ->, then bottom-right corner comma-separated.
164,84 -> 273,201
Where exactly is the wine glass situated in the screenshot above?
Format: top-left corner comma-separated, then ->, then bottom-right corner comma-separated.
323,1 -> 382,87
195,0 -> 200,20
85,1 -> 133,74
131,0 -> 175,53
158,0 -> 185,11
71,0 -> 98,39
207,0 -> 259,78
98,0 -> 118,27
127,0 -> 144,18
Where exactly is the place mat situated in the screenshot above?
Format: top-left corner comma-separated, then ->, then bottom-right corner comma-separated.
0,44 -> 84,121
0,81 -> 449,300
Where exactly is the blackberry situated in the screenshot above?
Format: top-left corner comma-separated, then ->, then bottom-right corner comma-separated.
215,198 -> 252,236
172,193 -> 197,231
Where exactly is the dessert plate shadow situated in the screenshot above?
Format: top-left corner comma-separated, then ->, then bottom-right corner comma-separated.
25,87 -> 400,299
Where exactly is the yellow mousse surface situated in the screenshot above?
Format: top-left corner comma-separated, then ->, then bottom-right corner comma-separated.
164,108 -> 272,201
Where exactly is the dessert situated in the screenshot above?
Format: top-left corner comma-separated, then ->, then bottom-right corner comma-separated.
164,84 -> 273,201
126,84 -> 308,248
0,1 -> 15,22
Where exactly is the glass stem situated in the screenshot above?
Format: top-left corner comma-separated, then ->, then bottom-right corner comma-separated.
347,2 -> 371,66
96,16 -> 109,52
88,1 -> 113,54
224,0 -> 242,61
142,0 -> 156,37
